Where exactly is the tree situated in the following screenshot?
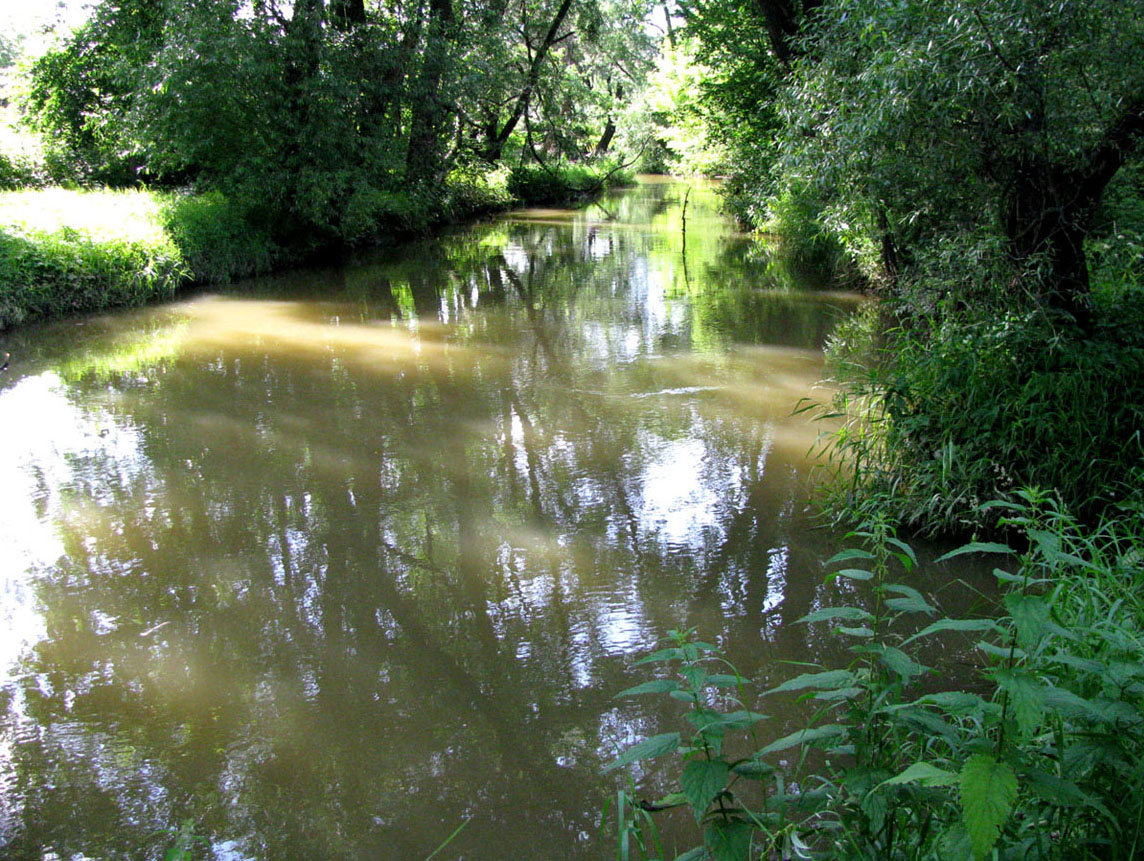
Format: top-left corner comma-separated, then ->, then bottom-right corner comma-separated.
776,0 -> 1144,319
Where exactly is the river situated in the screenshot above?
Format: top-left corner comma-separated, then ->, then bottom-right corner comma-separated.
0,178 -> 958,858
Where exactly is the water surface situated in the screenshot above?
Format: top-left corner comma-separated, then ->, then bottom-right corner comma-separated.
0,179 -> 922,858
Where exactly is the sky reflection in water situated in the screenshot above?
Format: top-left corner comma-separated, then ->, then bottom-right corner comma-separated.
0,180 -> 893,858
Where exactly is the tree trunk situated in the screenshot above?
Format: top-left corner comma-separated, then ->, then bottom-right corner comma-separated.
1001,92 -> 1144,327
483,0 -> 576,163
595,119 -> 616,155
406,0 -> 456,183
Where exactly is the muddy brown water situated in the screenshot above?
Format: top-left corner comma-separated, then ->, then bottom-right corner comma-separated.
0,178 -> 989,858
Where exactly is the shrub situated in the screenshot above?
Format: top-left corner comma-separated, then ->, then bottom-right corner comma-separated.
441,164 -> 513,220
159,191 -> 278,283
809,294 -> 1144,534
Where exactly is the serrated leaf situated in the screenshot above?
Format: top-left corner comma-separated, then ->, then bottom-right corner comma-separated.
799,606 -> 874,625
760,724 -> 848,755
977,640 -> 1026,661
936,542 -> 1016,562
915,690 -> 987,714
879,761 -> 958,788
707,673 -> 745,688
1022,769 -> 1087,807
682,759 -> 730,814
827,548 -> 876,565
635,647 -> 685,665
885,536 -> 918,566
648,792 -> 689,810
937,822 -> 972,858
682,666 -> 709,690
766,669 -> 857,695
836,625 -> 874,637
994,668 -> 1046,738
959,754 -> 1018,859
718,709 -> 767,729
814,686 -> 863,701
602,732 -> 680,773
731,758 -> 774,779
1004,594 -> 1051,650
616,679 -> 680,698
883,584 -> 937,616
880,646 -> 928,682
904,617 -> 1000,645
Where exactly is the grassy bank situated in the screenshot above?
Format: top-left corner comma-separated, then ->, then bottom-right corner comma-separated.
0,162 -> 633,330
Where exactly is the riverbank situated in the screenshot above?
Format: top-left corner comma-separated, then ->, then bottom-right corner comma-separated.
0,163 -> 632,331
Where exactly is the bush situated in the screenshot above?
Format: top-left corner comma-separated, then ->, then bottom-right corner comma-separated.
160,191 -> 279,283
441,164 -> 513,220
507,160 -> 633,205
811,294 -> 1144,534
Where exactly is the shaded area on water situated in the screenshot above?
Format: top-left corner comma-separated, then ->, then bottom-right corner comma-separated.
0,181 -> 985,858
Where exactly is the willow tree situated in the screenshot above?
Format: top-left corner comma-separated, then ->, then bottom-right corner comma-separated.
778,0 -> 1144,319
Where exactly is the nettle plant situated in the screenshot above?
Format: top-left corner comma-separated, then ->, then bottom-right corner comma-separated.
604,493 -> 1144,860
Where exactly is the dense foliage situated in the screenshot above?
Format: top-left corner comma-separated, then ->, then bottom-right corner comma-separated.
609,499 -> 1144,859
16,0 -> 655,246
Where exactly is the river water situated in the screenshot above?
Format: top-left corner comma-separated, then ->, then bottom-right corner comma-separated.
0,179 -> 953,857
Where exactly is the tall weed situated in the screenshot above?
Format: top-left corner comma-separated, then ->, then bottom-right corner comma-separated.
605,497 -> 1144,858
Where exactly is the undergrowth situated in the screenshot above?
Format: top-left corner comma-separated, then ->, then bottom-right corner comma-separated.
605,493 -> 1144,859
805,293 -> 1144,534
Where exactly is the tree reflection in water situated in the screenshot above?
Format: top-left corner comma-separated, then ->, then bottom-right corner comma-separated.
0,180 -> 867,858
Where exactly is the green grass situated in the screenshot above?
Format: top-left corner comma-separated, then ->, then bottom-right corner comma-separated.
0,188 -> 189,328
0,187 -> 284,328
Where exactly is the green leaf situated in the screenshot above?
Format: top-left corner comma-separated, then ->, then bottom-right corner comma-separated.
1004,594 -> 1051,650
707,673 -> 745,688
826,547 -> 876,565
602,732 -> 681,773
993,668 -> 1046,738
635,647 -> 685,665
879,646 -> 928,683
717,709 -> 767,729
814,686 -> 863,701
836,626 -> 874,638
829,567 -> 874,581
704,819 -> 754,861
615,679 -> 680,698
959,754 -> 1018,860
760,724 -> 848,755
765,669 -> 856,695
936,823 -> 972,859
936,542 -> 1016,562
883,584 -> 937,615
915,690 -> 987,714
879,761 -> 958,788
885,536 -> 917,566
798,606 -> 874,625
1022,769 -> 1088,807
682,759 -> 730,814
731,758 -> 774,779
903,617 -> 1000,645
